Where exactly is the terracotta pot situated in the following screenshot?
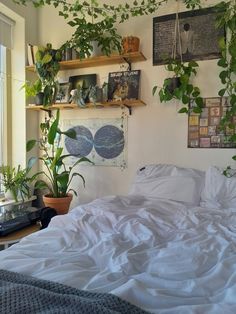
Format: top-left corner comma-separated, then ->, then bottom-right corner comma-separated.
122,36 -> 140,53
43,193 -> 73,215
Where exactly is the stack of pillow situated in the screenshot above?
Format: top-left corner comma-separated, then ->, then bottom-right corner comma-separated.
129,164 -> 236,209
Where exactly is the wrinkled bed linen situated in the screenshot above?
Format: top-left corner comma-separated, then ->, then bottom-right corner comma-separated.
0,195 -> 236,313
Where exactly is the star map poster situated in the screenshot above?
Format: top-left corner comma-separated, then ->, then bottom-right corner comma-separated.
63,118 -> 127,168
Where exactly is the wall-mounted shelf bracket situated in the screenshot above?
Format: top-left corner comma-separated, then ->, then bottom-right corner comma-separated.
122,57 -> 132,71
123,104 -> 132,115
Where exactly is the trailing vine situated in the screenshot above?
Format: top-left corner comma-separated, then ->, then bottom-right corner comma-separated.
212,0 -> 236,161
12,0 -> 202,56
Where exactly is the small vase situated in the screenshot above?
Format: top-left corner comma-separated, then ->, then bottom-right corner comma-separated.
4,188 -> 19,202
89,41 -> 103,57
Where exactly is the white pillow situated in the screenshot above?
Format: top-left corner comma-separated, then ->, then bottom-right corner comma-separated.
201,166 -> 236,209
129,164 -> 205,205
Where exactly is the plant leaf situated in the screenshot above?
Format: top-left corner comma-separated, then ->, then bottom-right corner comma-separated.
26,140 -> 36,152
48,110 -> 60,144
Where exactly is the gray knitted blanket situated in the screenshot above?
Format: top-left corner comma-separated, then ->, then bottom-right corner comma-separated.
0,269 -> 148,314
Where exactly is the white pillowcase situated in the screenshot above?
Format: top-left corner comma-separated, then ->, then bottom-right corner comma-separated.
200,166 -> 236,209
129,164 -> 205,206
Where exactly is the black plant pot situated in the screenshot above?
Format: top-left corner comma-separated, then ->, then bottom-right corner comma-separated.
166,77 -> 181,94
35,92 -> 44,105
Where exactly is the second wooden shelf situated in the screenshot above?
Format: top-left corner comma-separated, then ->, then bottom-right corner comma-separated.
26,99 -> 146,115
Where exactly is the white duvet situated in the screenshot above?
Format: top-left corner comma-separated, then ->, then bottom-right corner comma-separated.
1,195 -> 236,313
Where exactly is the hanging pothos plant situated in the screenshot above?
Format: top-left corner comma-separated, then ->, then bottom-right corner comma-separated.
214,0 -> 236,162
152,59 -> 203,114
12,0 -> 202,58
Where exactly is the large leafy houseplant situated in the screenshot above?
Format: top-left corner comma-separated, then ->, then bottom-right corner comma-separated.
26,110 -> 91,213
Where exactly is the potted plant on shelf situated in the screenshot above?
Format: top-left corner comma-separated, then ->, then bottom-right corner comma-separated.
153,59 -> 204,114
26,109 -> 92,214
0,158 -> 37,202
122,36 -> 140,53
23,79 -> 44,105
23,43 -> 62,107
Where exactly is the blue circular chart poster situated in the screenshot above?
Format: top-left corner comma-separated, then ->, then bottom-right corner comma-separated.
63,118 -> 127,168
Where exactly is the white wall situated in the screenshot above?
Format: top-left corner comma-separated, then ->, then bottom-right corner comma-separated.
37,0 -> 234,206
0,0 -> 39,167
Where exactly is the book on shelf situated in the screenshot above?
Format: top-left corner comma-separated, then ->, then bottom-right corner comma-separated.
32,45 -> 38,64
27,44 -> 34,66
108,70 -> 141,101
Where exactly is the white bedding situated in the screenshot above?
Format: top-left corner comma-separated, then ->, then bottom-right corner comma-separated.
1,195 -> 236,313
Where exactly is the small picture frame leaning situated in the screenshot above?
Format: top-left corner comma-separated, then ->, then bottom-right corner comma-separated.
55,82 -> 71,104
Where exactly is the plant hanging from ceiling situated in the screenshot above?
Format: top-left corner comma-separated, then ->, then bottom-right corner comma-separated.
152,1 -> 203,113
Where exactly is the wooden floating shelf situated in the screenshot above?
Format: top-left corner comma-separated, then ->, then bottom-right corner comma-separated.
25,51 -> 146,72
26,99 -> 146,112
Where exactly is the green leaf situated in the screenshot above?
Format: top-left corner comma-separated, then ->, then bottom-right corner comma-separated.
229,40 -> 236,58
56,171 -> 69,191
41,53 -> 52,65
232,155 -> 236,161
152,85 -> 158,96
219,70 -> 228,84
34,179 -> 50,190
48,110 -> 60,145
186,84 -> 193,95
178,107 -> 188,114
26,140 -> 36,152
217,58 -> 228,68
218,36 -> 226,51
218,88 -> 226,97
58,128 -> 77,139
182,94 -> 190,104
188,60 -> 198,68
50,148 -> 63,172
70,172 -> 86,187
195,97 -> 204,107
193,107 -> 202,114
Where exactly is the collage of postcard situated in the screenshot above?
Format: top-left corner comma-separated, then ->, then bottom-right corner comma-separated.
188,97 -> 236,148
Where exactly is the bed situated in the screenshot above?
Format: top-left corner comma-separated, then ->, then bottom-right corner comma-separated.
1,164 -> 236,313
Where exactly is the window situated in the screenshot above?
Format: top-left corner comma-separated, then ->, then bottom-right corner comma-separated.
0,45 -> 6,165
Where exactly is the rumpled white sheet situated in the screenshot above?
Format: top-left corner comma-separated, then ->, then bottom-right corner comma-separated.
1,195 -> 236,313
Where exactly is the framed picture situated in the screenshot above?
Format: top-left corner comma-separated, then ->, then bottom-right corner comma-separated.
107,70 -> 140,101
69,74 -> 97,103
153,7 -> 225,65
55,82 -> 71,104
188,97 -> 236,149
69,74 -> 97,90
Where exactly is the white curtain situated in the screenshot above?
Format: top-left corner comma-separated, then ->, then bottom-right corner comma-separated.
0,45 -> 5,167
0,12 -> 15,49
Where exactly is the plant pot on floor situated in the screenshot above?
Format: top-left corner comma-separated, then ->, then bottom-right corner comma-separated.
43,193 -> 73,215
